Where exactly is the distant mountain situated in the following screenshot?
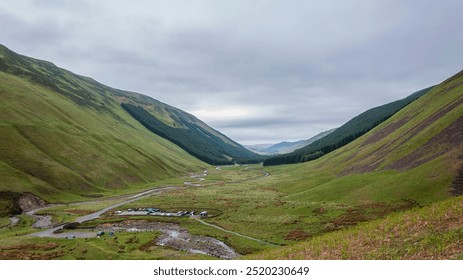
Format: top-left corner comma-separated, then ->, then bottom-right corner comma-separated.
245,143 -> 274,154
264,85 -> 435,166
0,44 -> 258,205
246,129 -> 336,155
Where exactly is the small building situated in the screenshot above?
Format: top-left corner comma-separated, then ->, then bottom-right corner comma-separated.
200,211 -> 208,217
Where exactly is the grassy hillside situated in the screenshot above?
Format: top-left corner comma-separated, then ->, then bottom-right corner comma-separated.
266,70 -> 463,208
1,42 -> 461,260
245,69 -> 463,254
249,195 -> 463,259
126,70 -> 462,255
121,103 -> 262,165
264,86 -> 434,166
0,44 -> 208,207
318,70 -> 463,177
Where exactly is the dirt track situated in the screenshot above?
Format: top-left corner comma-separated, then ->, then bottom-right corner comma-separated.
194,217 -> 277,246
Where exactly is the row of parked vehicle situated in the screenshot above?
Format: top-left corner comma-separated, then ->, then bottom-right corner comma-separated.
147,210 -> 196,217
96,231 -> 115,237
114,207 -> 208,217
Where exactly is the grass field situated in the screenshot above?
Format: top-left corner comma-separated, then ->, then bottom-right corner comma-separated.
0,159 -> 460,259
0,230 -> 215,260
248,196 -> 463,259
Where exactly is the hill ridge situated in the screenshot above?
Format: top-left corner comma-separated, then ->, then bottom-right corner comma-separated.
0,44 -> 260,169
263,86 -> 434,166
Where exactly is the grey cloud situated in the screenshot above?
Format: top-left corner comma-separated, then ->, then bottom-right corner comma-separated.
0,12 -> 68,47
1,0 -> 462,144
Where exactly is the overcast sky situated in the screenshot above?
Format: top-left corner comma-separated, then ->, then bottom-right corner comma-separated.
1,0 -> 462,144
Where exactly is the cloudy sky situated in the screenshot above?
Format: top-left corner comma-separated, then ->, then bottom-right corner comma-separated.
1,0 -> 462,144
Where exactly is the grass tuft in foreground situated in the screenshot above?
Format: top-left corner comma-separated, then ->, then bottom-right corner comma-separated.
248,196 -> 463,260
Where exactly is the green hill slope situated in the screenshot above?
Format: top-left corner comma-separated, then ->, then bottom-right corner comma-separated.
320,69 -> 463,178
121,103 -> 262,165
0,44 -> 211,206
271,70 -> 463,202
243,69 -> 463,256
249,195 -> 463,259
124,71 -> 461,253
264,86 -> 434,166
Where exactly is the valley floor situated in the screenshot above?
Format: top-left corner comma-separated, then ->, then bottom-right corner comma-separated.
0,164 -> 461,260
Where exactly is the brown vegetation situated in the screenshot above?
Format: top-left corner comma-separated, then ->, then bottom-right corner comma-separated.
328,200 -> 419,231
388,116 -> 463,171
284,229 -> 311,241
0,242 -> 63,260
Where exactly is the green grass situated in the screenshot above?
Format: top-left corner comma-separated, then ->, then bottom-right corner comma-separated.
0,217 -> 10,228
0,43 -> 259,206
278,154 -> 452,205
315,70 -> 463,175
247,196 -> 463,259
264,86 -> 434,166
122,103 -> 262,165
0,70 -> 206,205
0,154 -> 460,259
0,231 -> 216,260
77,215 -> 273,256
1,45 -> 462,260
109,146 -> 457,249
34,199 -> 125,224
0,214 -> 39,239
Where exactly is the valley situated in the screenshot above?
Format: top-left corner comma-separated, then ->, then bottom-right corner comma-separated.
0,166 -> 276,259
1,158 -> 461,260
1,44 -> 462,260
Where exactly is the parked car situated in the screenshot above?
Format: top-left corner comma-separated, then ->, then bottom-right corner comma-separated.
96,231 -> 105,237
65,235 -> 76,239
114,210 -> 122,214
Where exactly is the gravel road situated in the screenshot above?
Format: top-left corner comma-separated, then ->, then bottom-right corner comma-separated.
28,186 -> 184,238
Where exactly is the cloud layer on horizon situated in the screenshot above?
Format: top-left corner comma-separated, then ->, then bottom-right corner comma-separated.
1,0 -> 462,144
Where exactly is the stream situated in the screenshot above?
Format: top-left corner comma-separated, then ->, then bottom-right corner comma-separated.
24,168 -> 270,259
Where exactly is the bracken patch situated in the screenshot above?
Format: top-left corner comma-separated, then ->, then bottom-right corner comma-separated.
284,229 -> 310,241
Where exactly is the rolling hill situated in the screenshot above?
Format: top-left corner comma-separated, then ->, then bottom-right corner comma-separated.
245,69 -> 463,258
121,103 -> 262,165
269,69 -> 463,205
264,86 -> 435,166
129,70 -> 461,256
0,44 -> 257,210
